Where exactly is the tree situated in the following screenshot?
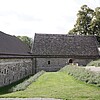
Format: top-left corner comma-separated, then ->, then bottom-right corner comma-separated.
68,5 -> 100,43
90,7 -> 100,36
17,36 -> 32,48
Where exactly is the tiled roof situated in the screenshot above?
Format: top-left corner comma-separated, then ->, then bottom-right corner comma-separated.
0,31 -> 31,55
33,33 -> 99,56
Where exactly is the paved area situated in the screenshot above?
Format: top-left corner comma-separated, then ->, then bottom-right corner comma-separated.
85,66 -> 100,72
0,98 -> 61,100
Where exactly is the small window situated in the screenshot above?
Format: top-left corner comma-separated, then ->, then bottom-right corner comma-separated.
4,78 -> 6,84
7,70 -> 9,74
13,76 -> 14,80
48,61 -> 50,65
9,79 -> 11,84
4,69 -> 6,74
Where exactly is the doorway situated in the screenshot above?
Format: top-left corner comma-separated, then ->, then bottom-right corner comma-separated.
68,59 -> 73,64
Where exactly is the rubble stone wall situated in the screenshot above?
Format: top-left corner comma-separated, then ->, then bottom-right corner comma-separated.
0,58 -> 32,87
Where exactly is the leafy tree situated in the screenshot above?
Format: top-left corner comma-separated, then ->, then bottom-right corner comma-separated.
90,7 -> 100,36
17,36 -> 32,48
68,5 -> 100,43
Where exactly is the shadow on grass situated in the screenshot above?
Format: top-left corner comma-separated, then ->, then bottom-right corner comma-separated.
0,75 -> 31,95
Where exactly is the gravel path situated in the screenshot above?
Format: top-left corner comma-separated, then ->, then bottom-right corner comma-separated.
0,98 -> 61,100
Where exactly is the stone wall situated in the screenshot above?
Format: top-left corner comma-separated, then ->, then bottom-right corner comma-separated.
36,58 -> 67,72
74,59 -> 93,66
0,58 -> 32,87
0,57 -> 95,87
35,58 -> 94,72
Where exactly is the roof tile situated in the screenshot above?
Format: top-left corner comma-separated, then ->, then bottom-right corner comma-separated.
33,33 -> 99,56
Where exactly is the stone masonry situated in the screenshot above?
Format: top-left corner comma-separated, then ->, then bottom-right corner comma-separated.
0,57 -> 95,87
0,58 -> 32,87
35,58 -> 93,72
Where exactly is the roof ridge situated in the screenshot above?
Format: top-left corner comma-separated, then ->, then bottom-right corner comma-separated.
35,33 -> 96,37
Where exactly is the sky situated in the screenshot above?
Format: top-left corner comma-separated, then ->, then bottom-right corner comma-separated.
0,0 -> 100,38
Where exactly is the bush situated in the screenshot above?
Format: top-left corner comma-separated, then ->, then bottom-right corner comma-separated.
87,59 -> 100,67
10,70 -> 45,92
60,65 -> 100,86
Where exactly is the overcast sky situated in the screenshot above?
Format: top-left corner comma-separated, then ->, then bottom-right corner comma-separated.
0,0 -> 100,38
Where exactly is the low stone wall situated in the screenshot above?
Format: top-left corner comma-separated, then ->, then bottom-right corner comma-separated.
0,58 -> 32,87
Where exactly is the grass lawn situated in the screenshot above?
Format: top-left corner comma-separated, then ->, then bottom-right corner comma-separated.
0,72 -> 100,100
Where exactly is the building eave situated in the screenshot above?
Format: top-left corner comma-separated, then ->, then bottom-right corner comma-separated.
32,55 -> 100,59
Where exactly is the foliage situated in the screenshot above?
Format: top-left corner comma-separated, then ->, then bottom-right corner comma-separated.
90,7 -> 100,36
60,65 -> 100,86
10,70 -> 45,92
87,59 -> 100,67
17,36 -> 33,48
68,5 -> 100,43
0,72 -> 100,99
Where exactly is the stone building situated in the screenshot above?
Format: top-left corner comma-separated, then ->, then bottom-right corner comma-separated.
32,33 -> 100,72
0,31 -> 100,87
0,31 -> 33,87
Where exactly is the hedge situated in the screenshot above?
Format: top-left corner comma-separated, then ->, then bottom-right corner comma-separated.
9,70 -> 45,92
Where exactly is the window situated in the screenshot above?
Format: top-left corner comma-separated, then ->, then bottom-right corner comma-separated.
48,61 -> 50,65
13,76 -> 14,80
7,70 -> 9,74
4,69 -> 6,74
9,79 -> 11,84
4,78 -> 6,84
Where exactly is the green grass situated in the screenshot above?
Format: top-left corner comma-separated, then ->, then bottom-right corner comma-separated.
60,65 -> 100,86
87,59 -> 100,67
0,72 -> 100,100
10,70 -> 45,92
